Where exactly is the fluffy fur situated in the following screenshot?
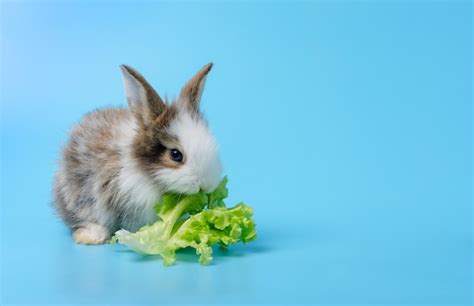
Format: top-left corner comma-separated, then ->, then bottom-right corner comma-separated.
54,63 -> 222,244
157,110 -> 222,194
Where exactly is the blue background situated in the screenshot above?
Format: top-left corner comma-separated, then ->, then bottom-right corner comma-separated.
1,0 -> 472,305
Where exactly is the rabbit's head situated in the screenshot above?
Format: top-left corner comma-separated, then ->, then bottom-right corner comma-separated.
121,63 -> 222,194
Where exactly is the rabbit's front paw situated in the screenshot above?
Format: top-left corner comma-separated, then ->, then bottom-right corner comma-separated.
73,223 -> 109,245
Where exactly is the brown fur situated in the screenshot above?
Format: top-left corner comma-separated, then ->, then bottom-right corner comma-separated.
132,104 -> 182,174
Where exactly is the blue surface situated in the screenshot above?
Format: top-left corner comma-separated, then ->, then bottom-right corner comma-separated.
1,1 -> 472,305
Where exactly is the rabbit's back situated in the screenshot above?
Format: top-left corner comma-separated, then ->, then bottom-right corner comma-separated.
54,107 -> 134,231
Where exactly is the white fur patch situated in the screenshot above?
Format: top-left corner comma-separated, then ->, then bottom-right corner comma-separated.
157,110 -> 223,194
116,117 -> 162,229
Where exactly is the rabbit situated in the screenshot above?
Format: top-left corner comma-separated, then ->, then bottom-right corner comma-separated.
53,63 -> 223,244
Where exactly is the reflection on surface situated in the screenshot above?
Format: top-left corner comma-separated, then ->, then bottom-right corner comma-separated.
53,232 -> 271,304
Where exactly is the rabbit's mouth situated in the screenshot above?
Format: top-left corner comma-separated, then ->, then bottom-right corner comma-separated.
155,172 -> 201,195
179,185 -> 201,195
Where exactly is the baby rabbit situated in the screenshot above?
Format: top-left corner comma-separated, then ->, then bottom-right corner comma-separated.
54,63 -> 223,244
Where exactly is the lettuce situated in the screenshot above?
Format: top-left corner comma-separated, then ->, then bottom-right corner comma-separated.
112,177 -> 256,266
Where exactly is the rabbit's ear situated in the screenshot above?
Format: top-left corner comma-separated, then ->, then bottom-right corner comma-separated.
120,65 -> 166,125
178,63 -> 213,113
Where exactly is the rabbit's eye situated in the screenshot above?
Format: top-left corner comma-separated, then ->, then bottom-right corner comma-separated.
170,149 -> 183,162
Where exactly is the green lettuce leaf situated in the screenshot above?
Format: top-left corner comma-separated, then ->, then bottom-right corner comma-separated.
207,176 -> 228,209
112,177 -> 256,266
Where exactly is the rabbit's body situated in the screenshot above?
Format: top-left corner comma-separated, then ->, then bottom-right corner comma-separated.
54,108 -> 160,236
54,64 -> 222,244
